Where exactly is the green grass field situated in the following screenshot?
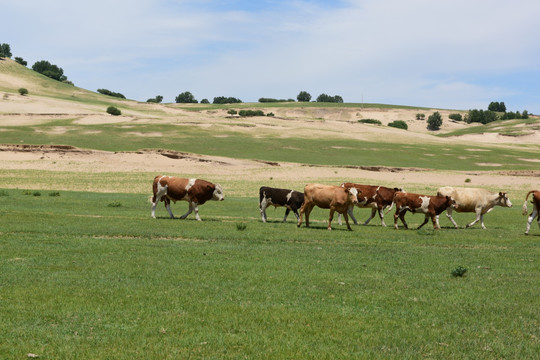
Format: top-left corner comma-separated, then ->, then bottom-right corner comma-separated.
1,189 -> 538,359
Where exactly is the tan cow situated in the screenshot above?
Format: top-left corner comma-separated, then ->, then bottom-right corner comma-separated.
338,183 -> 403,227
437,186 -> 512,229
393,191 -> 457,230
151,175 -> 224,221
297,184 -> 359,231
522,190 -> 540,235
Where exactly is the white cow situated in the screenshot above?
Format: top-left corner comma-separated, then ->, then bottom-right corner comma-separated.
436,186 -> 512,229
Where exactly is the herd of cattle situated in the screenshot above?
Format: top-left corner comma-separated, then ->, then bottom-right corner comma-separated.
151,175 -> 540,235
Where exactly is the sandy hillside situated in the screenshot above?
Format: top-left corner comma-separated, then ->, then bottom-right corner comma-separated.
1,58 -> 539,195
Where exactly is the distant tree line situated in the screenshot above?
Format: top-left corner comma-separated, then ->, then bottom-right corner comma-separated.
461,102 -> 529,124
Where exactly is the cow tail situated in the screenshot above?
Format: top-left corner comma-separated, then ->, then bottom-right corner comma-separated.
522,190 -> 534,215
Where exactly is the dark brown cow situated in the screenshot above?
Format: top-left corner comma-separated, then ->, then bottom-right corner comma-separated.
338,183 -> 402,227
297,183 -> 359,231
151,175 -> 224,221
522,190 -> 540,235
393,191 -> 457,230
259,186 -> 304,223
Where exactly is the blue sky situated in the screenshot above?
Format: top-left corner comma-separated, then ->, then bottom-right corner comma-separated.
2,0 -> 540,112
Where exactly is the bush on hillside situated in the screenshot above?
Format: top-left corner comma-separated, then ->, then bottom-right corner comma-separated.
213,96 -> 242,104
465,109 -> 498,124
146,95 -> 163,103
416,113 -> 425,120
258,98 -> 294,103
18,88 -> 28,96
98,89 -> 126,99
106,106 -> 122,116
488,101 -> 506,112
200,98 -> 210,104
239,110 -> 265,117
316,93 -> 343,103
388,120 -> 408,130
32,60 -> 67,82
0,43 -> 12,58
358,119 -> 382,125
14,57 -> 27,66
427,111 -> 443,130
175,91 -> 198,103
449,113 -> 463,121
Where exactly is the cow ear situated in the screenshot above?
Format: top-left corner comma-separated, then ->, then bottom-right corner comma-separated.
499,192 -> 503,197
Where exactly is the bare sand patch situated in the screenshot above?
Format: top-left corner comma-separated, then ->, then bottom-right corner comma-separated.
126,132 -> 163,137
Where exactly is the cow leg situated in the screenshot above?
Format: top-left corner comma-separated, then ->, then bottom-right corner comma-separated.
444,208 -> 459,228
524,208 -> 537,235
417,214 -> 430,229
260,198 -> 268,223
297,203 -> 311,228
164,198 -> 175,219
349,206 -> 359,225
363,208 -> 376,226
398,210 -> 409,229
292,208 -> 300,222
283,208 -> 291,223
151,188 -> 169,218
394,208 -> 400,229
466,209 -> 482,228
180,202 -> 195,220
378,207 -> 388,227
480,214 -> 487,229
328,209 -> 335,230
343,211 -> 353,231
304,205 -> 314,228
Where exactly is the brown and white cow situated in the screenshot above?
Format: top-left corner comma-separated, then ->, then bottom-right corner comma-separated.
393,191 -> 457,230
338,183 -> 402,227
436,186 -> 512,229
151,175 -> 224,221
297,184 -> 359,231
522,190 -> 540,235
259,186 -> 304,223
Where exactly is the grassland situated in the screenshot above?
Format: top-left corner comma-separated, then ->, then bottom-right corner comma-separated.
1,57 -> 539,359
0,189 -> 538,359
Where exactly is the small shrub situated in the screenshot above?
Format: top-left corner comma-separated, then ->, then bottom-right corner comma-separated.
358,119 -> 382,125
465,178 -> 471,183
388,120 -> 408,130
18,88 -> 28,96
49,191 -> 61,197
451,266 -> 468,277
0,190 -> 9,196
449,113 -> 463,121
106,106 -> 121,116
236,222 -> 247,231
227,109 -> 238,116
200,98 -> 210,104
107,201 -> 122,207
267,112 -> 275,117
22,190 -> 33,195
238,110 -> 265,117
416,113 -> 425,120
427,111 -> 443,130
33,191 -> 41,197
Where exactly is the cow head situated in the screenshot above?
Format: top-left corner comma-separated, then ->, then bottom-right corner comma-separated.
346,187 -> 359,205
213,184 -> 225,201
498,192 -> 512,208
446,196 -> 458,210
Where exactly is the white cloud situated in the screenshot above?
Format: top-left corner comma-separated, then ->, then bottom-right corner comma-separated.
2,0 -> 539,110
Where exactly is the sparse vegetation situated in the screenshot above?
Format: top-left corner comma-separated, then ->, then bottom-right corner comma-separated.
358,119 -> 382,125
98,88 -> 126,99
388,120 -> 408,130
106,106 -> 121,116
416,113 -> 425,120
427,111 -> 443,130
297,91 -> 312,102
14,57 -> 27,66
146,95 -> 163,103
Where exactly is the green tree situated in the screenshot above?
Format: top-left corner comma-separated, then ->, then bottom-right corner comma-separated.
297,91 -> 312,102
427,111 -> 443,130
32,60 -> 67,81
14,57 -> 27,66
0,43 -> 12,58
175,91 -> 198,103
106,106 -> 121,116
146,95 -> 163,103
388,120 -> 408,130
316,93 -> 343,103
448,113 -> 463,121
18,88 -> 28,96
488,101 -> 506,112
